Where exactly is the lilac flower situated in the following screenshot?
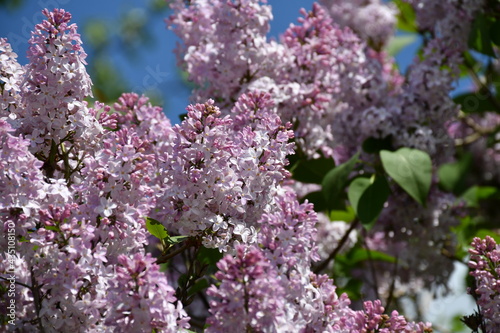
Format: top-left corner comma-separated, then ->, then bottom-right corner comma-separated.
105,252 -> 190,332
468,236 -> 500,332
18,8 -> 102,163
0,119 -> 46,216
153,97 -> 293,251
319,0 -> 397,49
340,299 -> 433,332
0,38 -> 24,120
206,245 -> 287,332
94,197 -> 117,217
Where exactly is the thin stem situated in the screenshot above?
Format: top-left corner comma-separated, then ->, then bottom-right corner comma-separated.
30,267 -> 46,333
313,219 -> 359,274
363,237 -> 380,301
464,57 -> 500,111
454,111 -> 500,146
384,256 -> 398,311
0,275 -> 32,289
156,241 -> 192,264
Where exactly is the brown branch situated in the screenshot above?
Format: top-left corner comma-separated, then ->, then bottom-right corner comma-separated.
363,237 -> 380,301
0,275 -> 32,289
455,111 -> 500,146
156,241 -> 192,264
30,267 -> 46,333
384,256 -> 398,311
464,57 -> 500,111
313,219 -> 359,274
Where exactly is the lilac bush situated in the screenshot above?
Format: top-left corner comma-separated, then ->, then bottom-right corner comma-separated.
1,1 -> 500,332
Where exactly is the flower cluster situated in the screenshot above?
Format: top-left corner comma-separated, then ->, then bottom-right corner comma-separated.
468,236 -> 500,332
0,10 -> 189,331
17,9 -> 102,175
2,1 -> 498,332
170,0 -> 398,157
168,0 -> 281,106
319,0 -> 397,49
0,38 -> 23,120
343,299 -> 433,332
106,252 -> 189,332
206,245 -> 287,332
0,120 -> 46,216
154,94 -> 293,251
448,112 -> 500,183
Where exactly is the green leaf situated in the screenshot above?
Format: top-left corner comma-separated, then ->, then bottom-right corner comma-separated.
380,148 -> 432,206
145,217 -> 168,240
362,136 -> 393,154
474,229 -> 500,243
178,113 -> 187,122
18,236 -> 29,243
438,153 -> 472,194
187,278 -> 209,296
197,246 -> 223,266
302,190 -> 328,212
338,278 -> 363,301
454,92 -> 497,114
329,206 -> 356,223
393,0 -> 417,32
468,13 -> 495,56
347,178 -> 370,217
386,34 -> 418,56
291,157 -> 335,184
348,175 -> 390,226
166,235 -> 189,245
461,186 -> 498,207
348,248 -> 397,264
490,20 -> 500,46
322,152 -> 360,210
178,273 -> 188,287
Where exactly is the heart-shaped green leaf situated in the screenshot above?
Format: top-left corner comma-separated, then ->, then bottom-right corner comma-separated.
380,148 -> 432,206
146,217 -> 168,240
322,152 -> 360,210
348,175 -> 390,226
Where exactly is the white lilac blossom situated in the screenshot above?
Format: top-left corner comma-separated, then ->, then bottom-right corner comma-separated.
169,0 -> 483,159
0,38 -> 24,122
0,119 -> 46,216
448,112 -> 500,182
75,114 -> 166,259
362,187 -> 463,294
340,299 -> 433,332
168,0 -> 470,292
168,0 -> 283,107
405,0 -> 485,48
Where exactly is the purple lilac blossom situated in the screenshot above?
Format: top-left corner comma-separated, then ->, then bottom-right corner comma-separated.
468,236 -> 500,332
18,9 -> 102,162
319,0 -> 397,49
0,10 -> 190,331
153,94 -> 293,252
